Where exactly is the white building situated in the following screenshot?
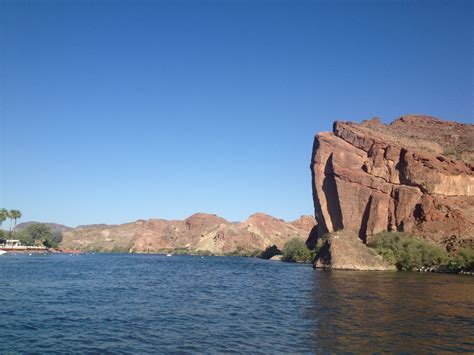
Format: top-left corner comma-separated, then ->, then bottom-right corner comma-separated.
2,240 -> 22,248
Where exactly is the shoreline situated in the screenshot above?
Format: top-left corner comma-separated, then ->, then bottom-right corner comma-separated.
2,250 -> 471,275
0,247 -> 50,253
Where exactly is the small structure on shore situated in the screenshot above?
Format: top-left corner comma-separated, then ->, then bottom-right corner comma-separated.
3,240 -> 21,248
0,239 -> 48,251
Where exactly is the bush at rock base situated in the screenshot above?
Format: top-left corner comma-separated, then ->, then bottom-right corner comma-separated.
224,246 -> 261,257
281,238 -> 311,262
259,245 -> 282,259
449,247 -> 474,272
368,231 -> 449,271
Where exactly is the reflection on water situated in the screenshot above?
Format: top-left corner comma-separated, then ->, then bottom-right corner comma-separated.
308,271 -> 474,352
0,254 -> 473,353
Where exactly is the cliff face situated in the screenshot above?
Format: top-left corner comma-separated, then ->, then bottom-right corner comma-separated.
60,213 -> 315,254
308,115 -> 474,256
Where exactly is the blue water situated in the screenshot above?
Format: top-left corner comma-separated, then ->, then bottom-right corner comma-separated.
0,254 -> 473,353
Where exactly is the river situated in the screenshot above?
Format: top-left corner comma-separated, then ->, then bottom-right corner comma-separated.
1,253 -> 473,352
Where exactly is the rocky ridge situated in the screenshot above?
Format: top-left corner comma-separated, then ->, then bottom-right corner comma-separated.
60,213 -> 315,254
308,115 -> 474,269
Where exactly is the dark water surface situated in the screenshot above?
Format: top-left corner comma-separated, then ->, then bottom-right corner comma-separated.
1,254 -> 473,353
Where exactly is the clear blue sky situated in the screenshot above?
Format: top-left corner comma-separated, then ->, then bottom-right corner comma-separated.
1,0 -> 472,227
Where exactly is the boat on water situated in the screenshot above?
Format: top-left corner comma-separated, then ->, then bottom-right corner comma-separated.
166,253 -> 172,257
0,250 -> 7,255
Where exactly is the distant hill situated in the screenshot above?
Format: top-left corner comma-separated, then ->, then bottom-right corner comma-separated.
60,213 -> 316,254
16,222 -> 73,234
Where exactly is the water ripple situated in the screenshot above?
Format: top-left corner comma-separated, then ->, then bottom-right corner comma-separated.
0,254 -> 473,353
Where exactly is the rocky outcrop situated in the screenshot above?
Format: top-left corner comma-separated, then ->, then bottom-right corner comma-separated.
60,213 -> 315,254
315,231 -> 395,271
309,115 -> 474,266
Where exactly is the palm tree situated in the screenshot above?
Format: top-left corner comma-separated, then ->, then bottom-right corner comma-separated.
9,210 -> 22,237
0,208 -> 7,229
7,210 -> 12,236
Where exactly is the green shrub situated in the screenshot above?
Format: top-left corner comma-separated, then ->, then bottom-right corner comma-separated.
452,247 -> 474,271
443,146 -> 465,161
108,245 -> 131,253
172,247 -> 191,255
42,238 -> 54,248
247,249 -> 261,257
195,249 -> 213,256
14,223 -> 63,248
368,231 -> 448,271
224,246 -> 260,257
281,238 -> 311,262
16,230 -> 34,246
51,231 -> 63,247
259,245 -> 282,259
0,229 -> 7,243
443,146 -> 456,156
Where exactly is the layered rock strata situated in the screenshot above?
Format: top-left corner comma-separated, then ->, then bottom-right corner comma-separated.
308,115 -> 474,255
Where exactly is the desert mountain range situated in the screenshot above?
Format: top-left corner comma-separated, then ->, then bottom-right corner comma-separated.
17,213 -> 315,254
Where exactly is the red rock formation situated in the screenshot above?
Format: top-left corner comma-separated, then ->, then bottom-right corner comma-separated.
309,115 -> 474,252
60,213 -> 316,254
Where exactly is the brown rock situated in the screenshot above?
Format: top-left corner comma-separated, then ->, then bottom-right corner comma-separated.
315,231 -> 395,271
309,115 -> 474,260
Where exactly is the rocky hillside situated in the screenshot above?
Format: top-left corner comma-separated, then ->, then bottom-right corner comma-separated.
309,115 -> 473,269
60,213 -> 315,254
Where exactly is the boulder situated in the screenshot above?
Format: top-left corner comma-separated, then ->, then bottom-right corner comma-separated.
315,231 -> 395,271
